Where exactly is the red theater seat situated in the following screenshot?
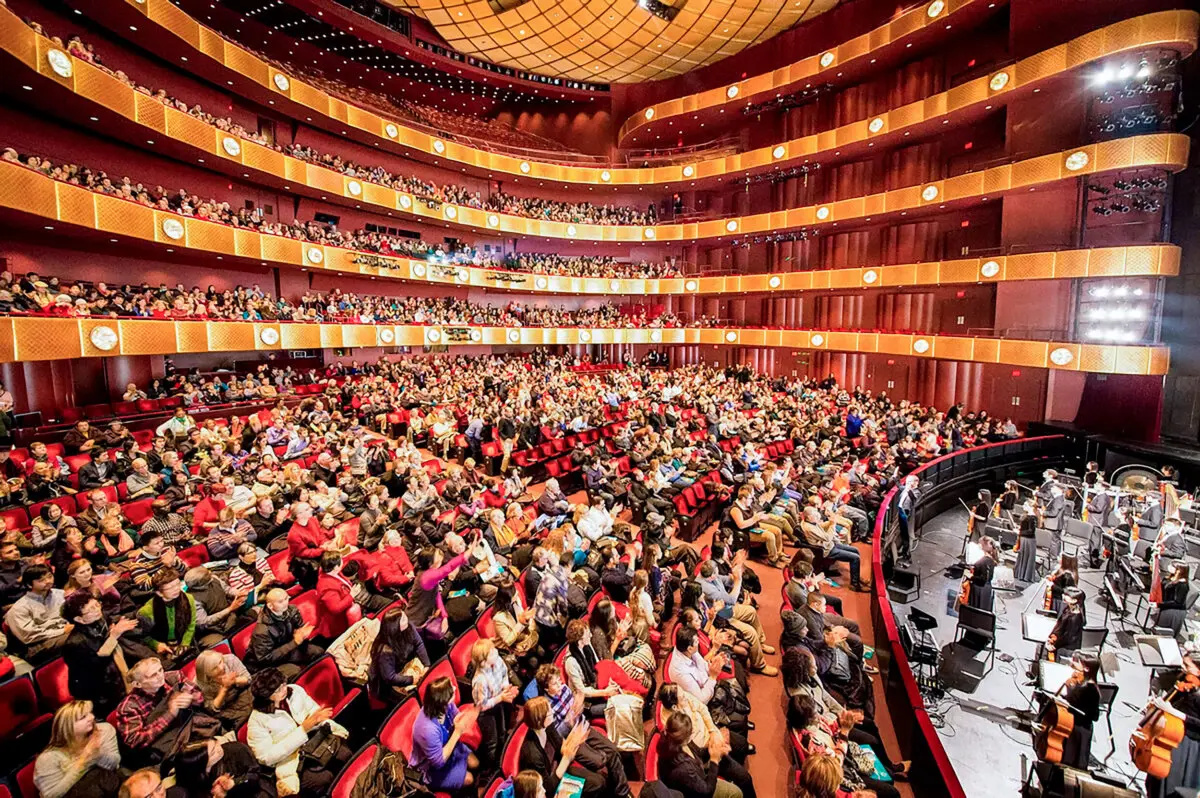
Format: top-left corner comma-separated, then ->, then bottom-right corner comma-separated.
295,655 -> 360,718
501,724 -> 527,777
330,743 -> 376,798
33,658 -> 71,714
0,676 -> 51,743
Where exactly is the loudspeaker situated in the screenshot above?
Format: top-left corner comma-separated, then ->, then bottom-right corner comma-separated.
887,566 -> 921,604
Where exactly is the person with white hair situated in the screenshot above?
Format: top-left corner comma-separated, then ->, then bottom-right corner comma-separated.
535,478 -> 571,529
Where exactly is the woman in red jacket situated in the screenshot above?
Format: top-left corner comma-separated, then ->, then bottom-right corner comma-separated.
359,529 -> 414,593
314,551 -> 362,641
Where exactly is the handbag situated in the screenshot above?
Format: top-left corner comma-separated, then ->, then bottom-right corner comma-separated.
299,725 -> 341,769
401,657 -> 428,684
603,692 -> 645,752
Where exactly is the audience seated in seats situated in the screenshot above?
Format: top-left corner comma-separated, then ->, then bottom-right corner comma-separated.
6,564 -> 71,663
519,695 -> 633,798
658,712 -> 750,798
409,675 -> 480,792
61,591 -> 138,717
469,638 -> 519,769
193,648 -> 255,731
247,667 -> 351,798
112,657 -> 205,769
246,588 -> 322,679
165,738 -> 274,798
34,701 -> 123,798
367,607 -> 429,702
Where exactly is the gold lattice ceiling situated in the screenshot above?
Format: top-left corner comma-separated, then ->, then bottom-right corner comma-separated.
386,0 -> 839,83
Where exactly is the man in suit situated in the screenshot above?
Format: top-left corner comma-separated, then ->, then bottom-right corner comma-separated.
78,448 -> 117,490
799,591 -> 865,661
1042,485 -> 1067,558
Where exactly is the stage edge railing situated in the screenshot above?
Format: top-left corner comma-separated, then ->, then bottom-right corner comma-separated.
869,435 -> 1077,798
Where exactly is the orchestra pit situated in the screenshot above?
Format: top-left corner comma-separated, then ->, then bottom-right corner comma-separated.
0,0 -> 1199,797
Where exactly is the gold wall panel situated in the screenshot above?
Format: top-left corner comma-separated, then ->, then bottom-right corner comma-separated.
279,324 -> 322,350
207,322 -> 255,353
175,322 -> 209,353
342,325 -> 377,348
118,319 -> 173,355
43,4 -> 1193,187
998,340 -> 1051,368
11,318 -> 82,361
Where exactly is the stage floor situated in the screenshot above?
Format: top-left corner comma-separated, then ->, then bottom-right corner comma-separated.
892,505 -> 1165,798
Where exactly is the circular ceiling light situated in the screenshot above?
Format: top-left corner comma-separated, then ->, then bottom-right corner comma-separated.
161,218 -> 184,240
725,220 -> 738,232
989,71 -> 1010,92
810,334 -> 825,346
927,0 -> 945,17
306,247 -> 324,264
259,327 -> 280,345
46,49 -> 72,78
863,270 -> 878,284
1065,151 -> 1090,171
913,338 -> 931,354
768,275 -> 782,289
519,162 -> 531,174
772,145 -> 786,159
685,279 -> 698,291
868,117 -> 884,134
644,228 -> 656,239
600,170 -> 611,182
1049,347 -> 1074,366
820,52 -> 835,68
347,180 -> 362,197
921,185 -> 940,201
379,329 -> 395,344
222,137 -> 241,157
432,139 -> 445,154
385,123 -> 399,138
644,109 -> 655,120
89,326 -> 118,351
683,165 -> 695,178
726,85 -> 739,99
724,331 -> 738,343
815,206 -> 830,220
273,73 -> 290,91
980,260 -> 1000,278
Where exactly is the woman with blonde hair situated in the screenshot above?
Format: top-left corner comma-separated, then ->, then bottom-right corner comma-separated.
64,560 -> 121,617
797,754 -> 844,798
33,700 -> 122,798
470,638 -> 518,769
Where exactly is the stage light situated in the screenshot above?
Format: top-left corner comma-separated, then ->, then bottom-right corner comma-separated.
1118,64 -> 1133,79
1137,60 -> 1152,78
1094,66 -> 1114,85
1114,285 -> 1129,298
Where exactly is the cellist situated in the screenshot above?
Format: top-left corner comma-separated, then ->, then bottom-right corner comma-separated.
1057,652 -> 1103,769
1148,649 -> 1200,798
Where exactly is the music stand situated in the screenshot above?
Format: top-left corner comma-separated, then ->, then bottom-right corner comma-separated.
1136,634 -> 1181,694
1022,612 -> 1057,644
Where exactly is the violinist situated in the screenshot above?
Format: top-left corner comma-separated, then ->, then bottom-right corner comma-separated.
968,490 -> 992,542
999,481 -> 1021,514
963,537 -> 998,612
1147,648 -> 1200,798
1057,652 -> 1102,769
1156,562 -> 1192,638
1044,586 -> 1086,665
1045,554 -> 1079,615
1082,462 -> 1102,490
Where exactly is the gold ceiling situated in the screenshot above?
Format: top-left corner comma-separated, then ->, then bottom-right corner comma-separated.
385,0 -> 839,83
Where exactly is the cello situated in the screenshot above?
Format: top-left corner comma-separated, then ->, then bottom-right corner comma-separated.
1130,673 -> 1197,779
1034,699 -> 1075,764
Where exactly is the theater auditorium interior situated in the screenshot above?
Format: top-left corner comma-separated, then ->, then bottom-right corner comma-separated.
1,0 -> 1200,796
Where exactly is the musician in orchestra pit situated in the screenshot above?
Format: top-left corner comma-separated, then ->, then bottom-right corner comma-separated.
1043,486 -> 1067,559
1045,554 -> 1079,616
1135,493 -> 1165,559
1085,482 -> 1116,566
1055,652 -> 1102,770
896,475 -> 919,563
1083,462 -> 1101,490
999,481 -> 1021,514
1014,514 -> 1039,584
1147,648 -> 1200,798
967,490 -> 991,542
1030,586 -> 1086,674
1156,562 -> 1191,638
964,537 -> 998,612
1149,517 -> 1187,571
1161,465 -> 1182,521
1037,470 -> 1060,504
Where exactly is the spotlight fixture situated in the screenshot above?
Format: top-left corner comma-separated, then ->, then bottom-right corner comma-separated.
634,0 -> 680,22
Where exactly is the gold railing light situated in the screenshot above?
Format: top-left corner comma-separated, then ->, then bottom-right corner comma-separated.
1,317 -> 1169,375
57,2 -> 1197,187
0,156 -> 1181,294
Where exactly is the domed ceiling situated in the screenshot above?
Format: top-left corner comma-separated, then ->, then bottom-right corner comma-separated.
384,0 -> 839,83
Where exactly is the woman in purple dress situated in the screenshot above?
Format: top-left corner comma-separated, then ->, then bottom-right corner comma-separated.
409,676 -> 480,791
